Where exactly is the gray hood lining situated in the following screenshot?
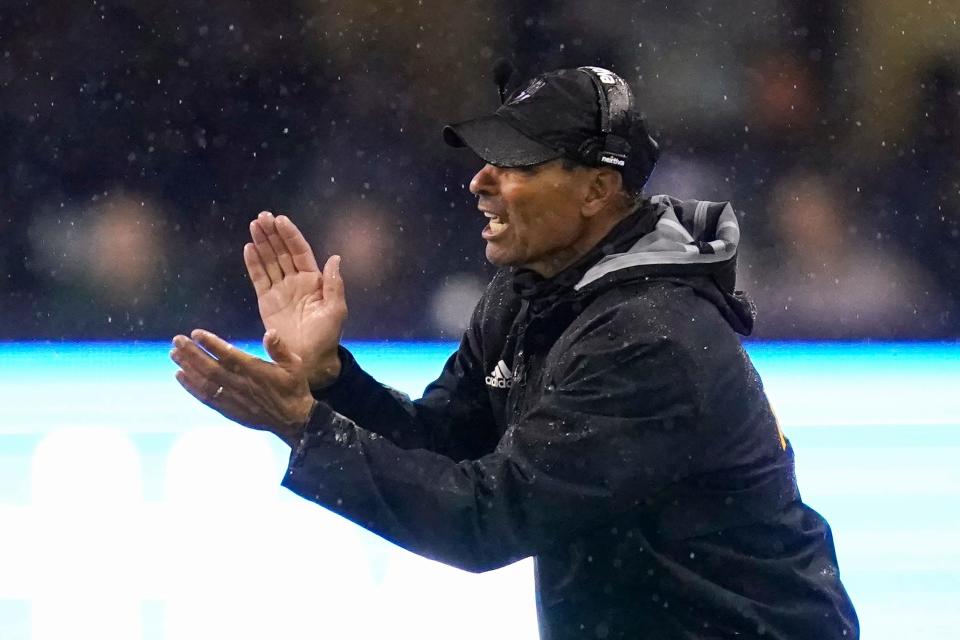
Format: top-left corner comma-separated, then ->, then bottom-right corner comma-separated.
575,195 -> 740,291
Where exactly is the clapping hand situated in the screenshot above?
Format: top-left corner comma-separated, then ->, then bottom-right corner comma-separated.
170,328 -> 316,447
171,210 -> 345,444
245,211 -> 347,388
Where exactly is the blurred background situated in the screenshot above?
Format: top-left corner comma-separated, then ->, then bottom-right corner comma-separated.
2,3 -> 960,639
2,0 -> 958,341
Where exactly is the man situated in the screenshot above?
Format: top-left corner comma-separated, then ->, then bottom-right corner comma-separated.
171,67 -> 858,639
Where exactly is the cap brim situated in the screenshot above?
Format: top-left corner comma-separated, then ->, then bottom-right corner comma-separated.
442,114 -> 562,168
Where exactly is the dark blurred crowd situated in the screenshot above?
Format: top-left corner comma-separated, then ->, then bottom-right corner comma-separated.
1,0 -> 958,341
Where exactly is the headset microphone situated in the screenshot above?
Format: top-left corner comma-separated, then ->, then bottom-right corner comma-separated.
493,58 -> 515,105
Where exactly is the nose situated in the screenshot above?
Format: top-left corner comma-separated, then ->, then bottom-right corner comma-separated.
469,163 -> 499,196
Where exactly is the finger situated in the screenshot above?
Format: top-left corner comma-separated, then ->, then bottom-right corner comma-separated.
170,344 -> 204,382
263,329 -> 303,371
243,243 -> 271,297
170,336 -> 222,380
171,333 -> 223,381
191,329 -> 255,374
276,215 -> 320,273
261,214 -> 297,277
322,254 -> 345,307
174,363 -> 224,407
250,213 -> 284,285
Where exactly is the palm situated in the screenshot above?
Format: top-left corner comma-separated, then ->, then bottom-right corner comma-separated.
257,271 -> 331,357
244,212 -> 347,386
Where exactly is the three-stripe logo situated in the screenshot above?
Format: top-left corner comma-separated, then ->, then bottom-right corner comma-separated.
485,360 -> 514,389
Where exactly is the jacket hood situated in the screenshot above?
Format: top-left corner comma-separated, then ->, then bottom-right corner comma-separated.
575,195 -> 756,335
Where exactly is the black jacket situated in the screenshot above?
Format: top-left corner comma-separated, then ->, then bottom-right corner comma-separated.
283,196 -> 859,639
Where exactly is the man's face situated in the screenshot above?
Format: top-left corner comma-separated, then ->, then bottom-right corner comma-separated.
469,159 -> 594,277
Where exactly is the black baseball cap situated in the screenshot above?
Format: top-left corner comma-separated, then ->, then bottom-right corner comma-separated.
443,67 -> 659,188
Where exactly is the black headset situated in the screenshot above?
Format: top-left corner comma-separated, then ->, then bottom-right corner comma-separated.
577,66 -> 660,184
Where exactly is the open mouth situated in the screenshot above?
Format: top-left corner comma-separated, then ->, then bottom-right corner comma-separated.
481,211 -> 509,239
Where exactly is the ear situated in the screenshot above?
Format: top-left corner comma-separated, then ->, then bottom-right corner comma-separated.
581,168 -> 624,218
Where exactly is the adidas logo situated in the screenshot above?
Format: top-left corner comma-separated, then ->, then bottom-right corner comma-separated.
485,360 -> 514,389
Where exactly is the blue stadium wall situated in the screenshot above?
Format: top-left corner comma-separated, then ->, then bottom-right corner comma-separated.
1,341 -> 958,639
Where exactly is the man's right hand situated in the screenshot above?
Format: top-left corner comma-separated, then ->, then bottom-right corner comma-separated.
244,211 -> 346,389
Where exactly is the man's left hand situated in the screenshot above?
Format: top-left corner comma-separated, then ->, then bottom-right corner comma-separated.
170,328 -> 317,447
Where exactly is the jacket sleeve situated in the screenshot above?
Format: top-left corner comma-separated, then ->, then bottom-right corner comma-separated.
282,320 -> 701,573
313,298 -> 498,461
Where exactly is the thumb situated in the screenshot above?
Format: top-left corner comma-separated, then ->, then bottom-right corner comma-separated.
263,329 -> 303,371
322,254 -> 345,305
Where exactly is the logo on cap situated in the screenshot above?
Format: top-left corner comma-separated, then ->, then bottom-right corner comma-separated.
507,78 -> 546,105
582,66 -> 618,85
